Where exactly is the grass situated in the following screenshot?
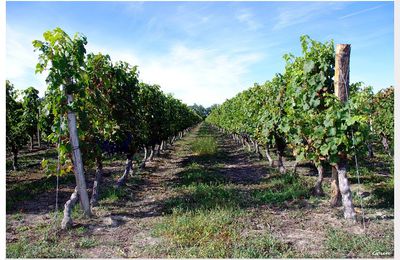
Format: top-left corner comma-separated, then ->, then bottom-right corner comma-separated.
7,235 -> 80,258
99,185 -> 127,204
324,227 -> 394,258
6,222 -> 79,258
6,173 -> 75,212
6,148 -> 58,172
76,237 -> 97,249
164,183 -> 246,213
153,208 -> 293,258
252,173 -> 311,206
191,136 -> 218,156
175,162 -> 227,187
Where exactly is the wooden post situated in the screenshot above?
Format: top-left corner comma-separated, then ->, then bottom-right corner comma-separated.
37,106 -> 41,148
66,93 -> 92,217
333,44 -> 356,220
334,44 -> 351,102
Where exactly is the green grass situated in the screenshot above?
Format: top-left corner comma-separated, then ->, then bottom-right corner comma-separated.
324,228 -> 394,258
367,179 -> 394,208
75,226 -> 88,235
191,136 -> 218,156
176,162 -> 227,187
6,148 -> 58,172
99,186 -> 127,204
153,208 -> 293,258
6,223 -> 79,258
7,237 -> 79,258
76,237 -> 97,249
164,182 -> 247,213
252,173 -> 311,206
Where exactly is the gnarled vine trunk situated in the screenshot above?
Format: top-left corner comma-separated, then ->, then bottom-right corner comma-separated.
335,159 -> 356,220
29,135 -> 33,151
61,186 -> 79,229
12,149 -> 18,171
313,163 -> 324,196
381,135 -> 391,156
255,142 -> 263,159
277,152 -> 286,174
367,143 -> 374,158
90,157 -> 103,207
265,146 -> 273,166
140,147 -> 148,169
117,154 -> 133,187
330,166 -> 342,207
148,145 -> 155,161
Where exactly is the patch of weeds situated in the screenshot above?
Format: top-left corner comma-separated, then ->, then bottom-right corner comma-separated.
16,225 -> 30,232
7,236 -> 78,258
347,167 -> 388,186
164,183 -> 246,213
71,204 -> 85,220
176,163 -> 227,187
76,237 -> 97,249
252,173 -> 311,205
10,213 -> 24,221
231,233 -> 294,258
75,226 -> 88,235
191,136 -> 218,156
99,186 -> 127,204
324,227 -> 394,258
152,208 -> 293,258
368,179 -> 394,208
6,149 -> 58,171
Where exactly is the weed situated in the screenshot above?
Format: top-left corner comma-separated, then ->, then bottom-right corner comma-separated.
76,237 -> 97,249
191,137 -> 218,156
324,227 -> 394,258
153,208 -> 293,258
7,237 -> 78,258
99,186 -> 127,204
176,162 -> 227,187
164,183 -> 246,213
252,173 -> 311,205
76,226 -> 88,235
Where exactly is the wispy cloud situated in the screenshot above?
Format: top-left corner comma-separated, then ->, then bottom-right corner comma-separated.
339,5 -> 383,20
236,9 -> 262,31
273,3 -> 344,30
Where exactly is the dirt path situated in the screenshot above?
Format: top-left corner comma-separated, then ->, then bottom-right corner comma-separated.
6,123 -> 394,258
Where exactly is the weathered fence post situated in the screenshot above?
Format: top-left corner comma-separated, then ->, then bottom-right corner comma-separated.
332,44 -> 356,220
66,92 -> 92,217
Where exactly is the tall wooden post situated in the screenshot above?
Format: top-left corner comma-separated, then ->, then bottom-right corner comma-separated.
66,93 -> 92,217
37,106 -> 41,148
333,44 -> 356,220
334,44 -> 351,102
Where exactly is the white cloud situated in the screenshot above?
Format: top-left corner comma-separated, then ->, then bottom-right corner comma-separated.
90,43 -> 264,106
339,5 -> 383,20
273,3 -> 345,31
6,26 -> 48,94
236,9 -> 262,31
7,26 -> 263,107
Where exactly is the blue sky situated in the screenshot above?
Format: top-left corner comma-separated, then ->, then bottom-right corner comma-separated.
6,1 -> 394,106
